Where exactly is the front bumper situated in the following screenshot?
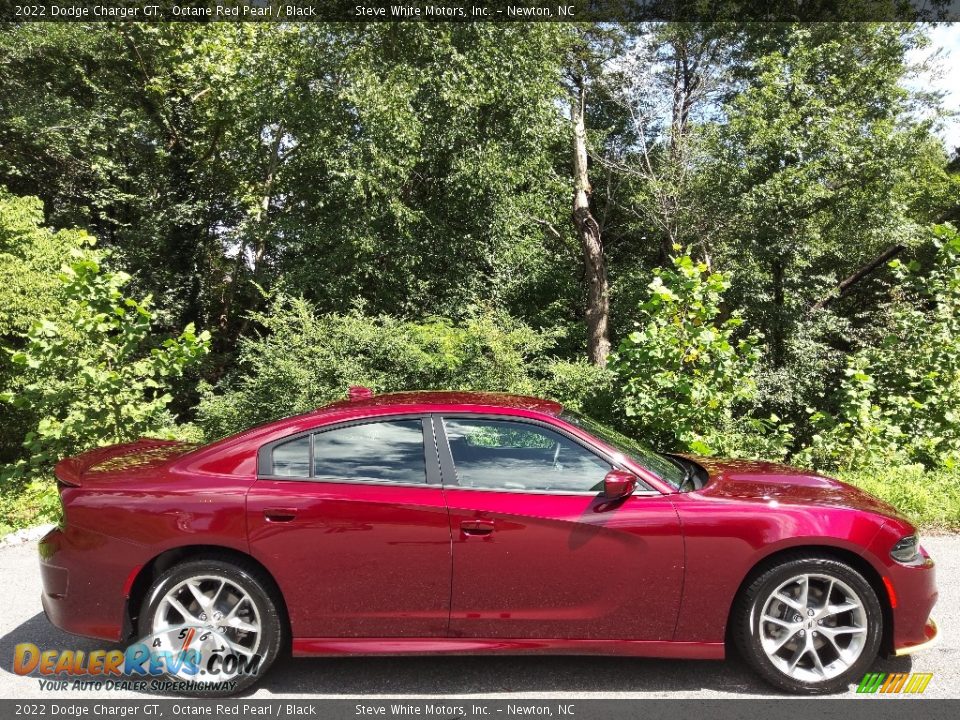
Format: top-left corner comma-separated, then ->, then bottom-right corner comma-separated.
894,617 -> 939,656
885,549 -> 938,656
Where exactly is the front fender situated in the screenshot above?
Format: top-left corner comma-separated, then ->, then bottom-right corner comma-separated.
672,495 -> 888,643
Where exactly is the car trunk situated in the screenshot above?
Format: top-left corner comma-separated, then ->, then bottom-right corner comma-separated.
54,438 -> 198,487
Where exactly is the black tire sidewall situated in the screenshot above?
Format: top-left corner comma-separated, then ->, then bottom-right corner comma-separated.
138,558 -> 283,696
737,556 -> 883,695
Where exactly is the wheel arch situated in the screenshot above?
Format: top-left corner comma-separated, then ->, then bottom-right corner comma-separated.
123,544 -> 290,643
724,544 -> 895,656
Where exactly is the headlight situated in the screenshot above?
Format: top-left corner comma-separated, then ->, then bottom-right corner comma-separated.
890,534 -> 920,564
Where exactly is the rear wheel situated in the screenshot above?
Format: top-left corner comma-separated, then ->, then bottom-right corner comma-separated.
734,556 -> 883,694
138,558 -> 283,695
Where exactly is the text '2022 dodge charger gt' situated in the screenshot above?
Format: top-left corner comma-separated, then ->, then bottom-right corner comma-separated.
39,389 -> 938,694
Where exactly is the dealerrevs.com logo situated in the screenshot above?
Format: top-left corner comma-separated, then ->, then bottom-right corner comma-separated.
13,626 -> 262,693
857,672 -> 934,694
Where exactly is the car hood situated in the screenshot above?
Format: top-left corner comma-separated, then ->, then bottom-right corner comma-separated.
681,455 -> 904,519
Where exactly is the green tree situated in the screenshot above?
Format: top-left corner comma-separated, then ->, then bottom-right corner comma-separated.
2,253 -> 210,478
802,224 -> 960,470
612,250 -> 788,457
0,188 -> 93,337
700,23 -> 956,428
0,188 -> 94,463
0,24 -> 576,353
196,295 -> 611,440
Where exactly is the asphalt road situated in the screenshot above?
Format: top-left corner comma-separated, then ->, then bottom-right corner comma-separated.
1,536 -> 957,700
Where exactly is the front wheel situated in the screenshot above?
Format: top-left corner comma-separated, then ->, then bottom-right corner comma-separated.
734,556 -> 883,694
138,558 -> 284,696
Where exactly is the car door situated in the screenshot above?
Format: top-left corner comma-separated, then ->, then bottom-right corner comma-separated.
246,415 -> 452,639
437,414 -> 683,641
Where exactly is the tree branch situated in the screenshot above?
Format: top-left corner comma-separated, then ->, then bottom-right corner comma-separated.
811,243 -> 905,311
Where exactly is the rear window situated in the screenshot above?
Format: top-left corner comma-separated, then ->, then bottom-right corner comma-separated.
268,419 -> 427,485
272,436 -> 310,478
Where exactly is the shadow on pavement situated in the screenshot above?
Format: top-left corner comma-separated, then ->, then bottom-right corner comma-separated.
0,612 -> 914,697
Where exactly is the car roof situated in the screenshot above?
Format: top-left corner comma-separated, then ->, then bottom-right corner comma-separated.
181,391 -> 567,473
318,390 -> 564,416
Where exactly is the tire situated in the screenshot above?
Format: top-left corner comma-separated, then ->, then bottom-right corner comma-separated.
138,556 -> 284,696
733,555 -> 883,694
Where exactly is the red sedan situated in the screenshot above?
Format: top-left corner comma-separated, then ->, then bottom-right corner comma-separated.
39,389 -> 938,694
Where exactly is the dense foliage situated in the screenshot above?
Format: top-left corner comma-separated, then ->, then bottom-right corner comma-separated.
0,188 -> 94,464
615,251 -> 764,455
2,22 -> 960,532
802,224 -> 960,470
1,254 -> 209,480
196,296 -> 609,439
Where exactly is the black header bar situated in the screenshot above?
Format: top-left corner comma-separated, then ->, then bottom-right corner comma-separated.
1,0 -> 958,23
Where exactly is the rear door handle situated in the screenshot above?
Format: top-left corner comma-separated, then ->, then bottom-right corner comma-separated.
460,520 -> 495,536
263,507 -> 298,522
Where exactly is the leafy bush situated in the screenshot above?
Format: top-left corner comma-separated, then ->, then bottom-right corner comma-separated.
1,253 -> 210,479
0,188 -> 94,464
801,224 -> 960,470
840,465 -> 960,532
535,358 -> 615,419
0,476 -> 59,536
611,250 -> 789,457
197,296 -> 612,439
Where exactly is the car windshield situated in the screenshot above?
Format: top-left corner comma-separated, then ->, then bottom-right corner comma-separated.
560,411 -> 686,489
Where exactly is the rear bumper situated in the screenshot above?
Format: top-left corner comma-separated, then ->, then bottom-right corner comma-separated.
38,526 -> 134,642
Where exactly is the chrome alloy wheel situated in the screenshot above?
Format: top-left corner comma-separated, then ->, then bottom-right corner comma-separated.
150,574 -> 262,681
758,573 -> 868,682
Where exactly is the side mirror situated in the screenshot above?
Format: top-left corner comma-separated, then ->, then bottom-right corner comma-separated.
603,469 -> 637,499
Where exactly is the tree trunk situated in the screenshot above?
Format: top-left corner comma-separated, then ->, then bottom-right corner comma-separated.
221,124 -> 284,337
254,123 -> 284,269
771,257 -> 786,365
571,78 -> 611,367
664,32 -> 704,263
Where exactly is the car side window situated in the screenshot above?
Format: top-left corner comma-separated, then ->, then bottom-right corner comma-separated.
268,419 -> 428,484
313,419 -> 427,484
272,435 -> 310,478
441,418 -> 611,493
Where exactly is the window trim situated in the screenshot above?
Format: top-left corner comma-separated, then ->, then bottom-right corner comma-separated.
433,413 -> 657,496
256,414 -> 441,486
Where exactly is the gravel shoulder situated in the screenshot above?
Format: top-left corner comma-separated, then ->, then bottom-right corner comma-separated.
0,535 -> 957,699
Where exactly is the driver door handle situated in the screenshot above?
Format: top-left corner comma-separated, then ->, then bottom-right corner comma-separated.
460,520 -> 495,537
263,507 -> 298,523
